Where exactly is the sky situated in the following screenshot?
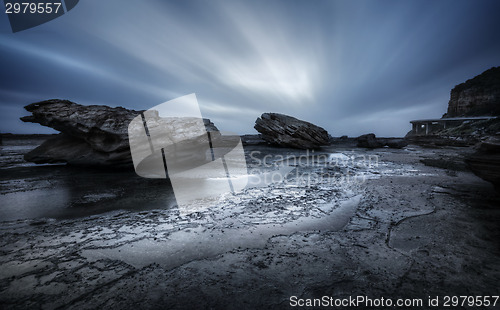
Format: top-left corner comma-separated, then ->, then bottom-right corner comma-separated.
1,0 -> 500,137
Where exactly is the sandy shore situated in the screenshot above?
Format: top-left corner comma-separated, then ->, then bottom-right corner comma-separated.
1,143 -> 499,309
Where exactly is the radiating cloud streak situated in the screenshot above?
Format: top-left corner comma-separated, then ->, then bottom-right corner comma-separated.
1,0 -> 500,135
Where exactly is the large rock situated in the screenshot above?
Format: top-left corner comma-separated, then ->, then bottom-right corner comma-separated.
21,99 -> 142,154
465,136 -> 500,190
24,133 -> 133,167
254,113 -> 329,149
385,138 -> 409,149
356,133 -> 383,148
21,99 -> 218,167
240,134 -> 266,146
357,133 -> 408,149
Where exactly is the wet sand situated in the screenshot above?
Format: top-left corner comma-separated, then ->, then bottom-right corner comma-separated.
1,139 -> 499,309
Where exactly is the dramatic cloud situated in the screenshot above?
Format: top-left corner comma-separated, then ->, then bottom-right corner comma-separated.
1,0 -> 500,136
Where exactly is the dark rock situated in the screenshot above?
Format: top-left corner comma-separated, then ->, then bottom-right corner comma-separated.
339,135 -> 348,140
420,157 -> 470,172
240,134 -> 266,146
406,135 -> 478,147
465,136 -> 500,190
254,113 -> 329,149
356,133 -> 384,148
385,139 -> 409,149
357,134 -> 408,149
446,66 -> 500,118
21,99 -> 218,167
24,134 -> 132,167
21,99 -> 142,154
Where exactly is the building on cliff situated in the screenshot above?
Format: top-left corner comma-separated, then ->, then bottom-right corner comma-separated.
410,116 -> 496,136
409,66 -> 500,136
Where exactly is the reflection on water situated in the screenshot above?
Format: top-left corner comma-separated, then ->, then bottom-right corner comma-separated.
0,137 -> 420,222
0,138 -> 177,221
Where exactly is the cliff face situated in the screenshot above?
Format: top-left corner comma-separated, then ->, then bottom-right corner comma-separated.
445,66 -> 500,117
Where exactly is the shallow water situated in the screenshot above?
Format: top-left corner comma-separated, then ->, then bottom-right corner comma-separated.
81,195 -> 361,269
0,138 -> 422,222
0,138 -> 177,221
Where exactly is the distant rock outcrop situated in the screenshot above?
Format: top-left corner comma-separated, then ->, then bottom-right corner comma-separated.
21,99 -> 218,167
240,134 -> 266,146
465,136 -> 500,190
445,66 -> 500,118
356,133 -> 383,148
254,113 -> 329,149
385,138 -> 409,149
356,133 -> 408,149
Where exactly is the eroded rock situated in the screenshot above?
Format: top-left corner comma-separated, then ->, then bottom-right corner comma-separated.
385,139 -> 409,149
21,99 -> 218,167
254,113 -> 329,149
466,136 -> 500,190
356,133 -> 384,148
357,134 -> 408,149
445,66 -> 500,118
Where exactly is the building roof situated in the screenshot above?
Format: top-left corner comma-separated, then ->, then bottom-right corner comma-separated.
410,116 -> 497,123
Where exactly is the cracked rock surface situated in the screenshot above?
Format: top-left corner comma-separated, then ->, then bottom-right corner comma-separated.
1,138 -> 500,309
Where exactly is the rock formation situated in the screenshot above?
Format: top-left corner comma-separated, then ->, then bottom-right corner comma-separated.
445,66 -> 500,118
385,138 -> 409,149
254,113 -> 329,149
356,134 -> 383,148
465,136 -> 500,190
356,133 -> 408,149
21,99 -> 218,167
240,134 -> 266,146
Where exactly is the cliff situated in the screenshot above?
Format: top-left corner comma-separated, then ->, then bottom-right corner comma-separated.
445,66 -> 500,118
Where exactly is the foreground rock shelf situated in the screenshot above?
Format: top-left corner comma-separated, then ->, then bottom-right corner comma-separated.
0,146 -> 499,309
466,136 -> 500,189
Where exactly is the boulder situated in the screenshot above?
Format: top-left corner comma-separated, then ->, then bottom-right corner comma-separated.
21,99 -> 218,167
465,136 -> 500,190
385,139 -> 409,149
357,134 -> 408,149
240,134 -> 267,146
24,133 -> 132,167
21,99 -> 142,154
356,133 -> 384,148
254,113 -> 329,149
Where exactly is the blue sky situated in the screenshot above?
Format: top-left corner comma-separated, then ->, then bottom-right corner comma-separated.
1,0 -> 499,136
